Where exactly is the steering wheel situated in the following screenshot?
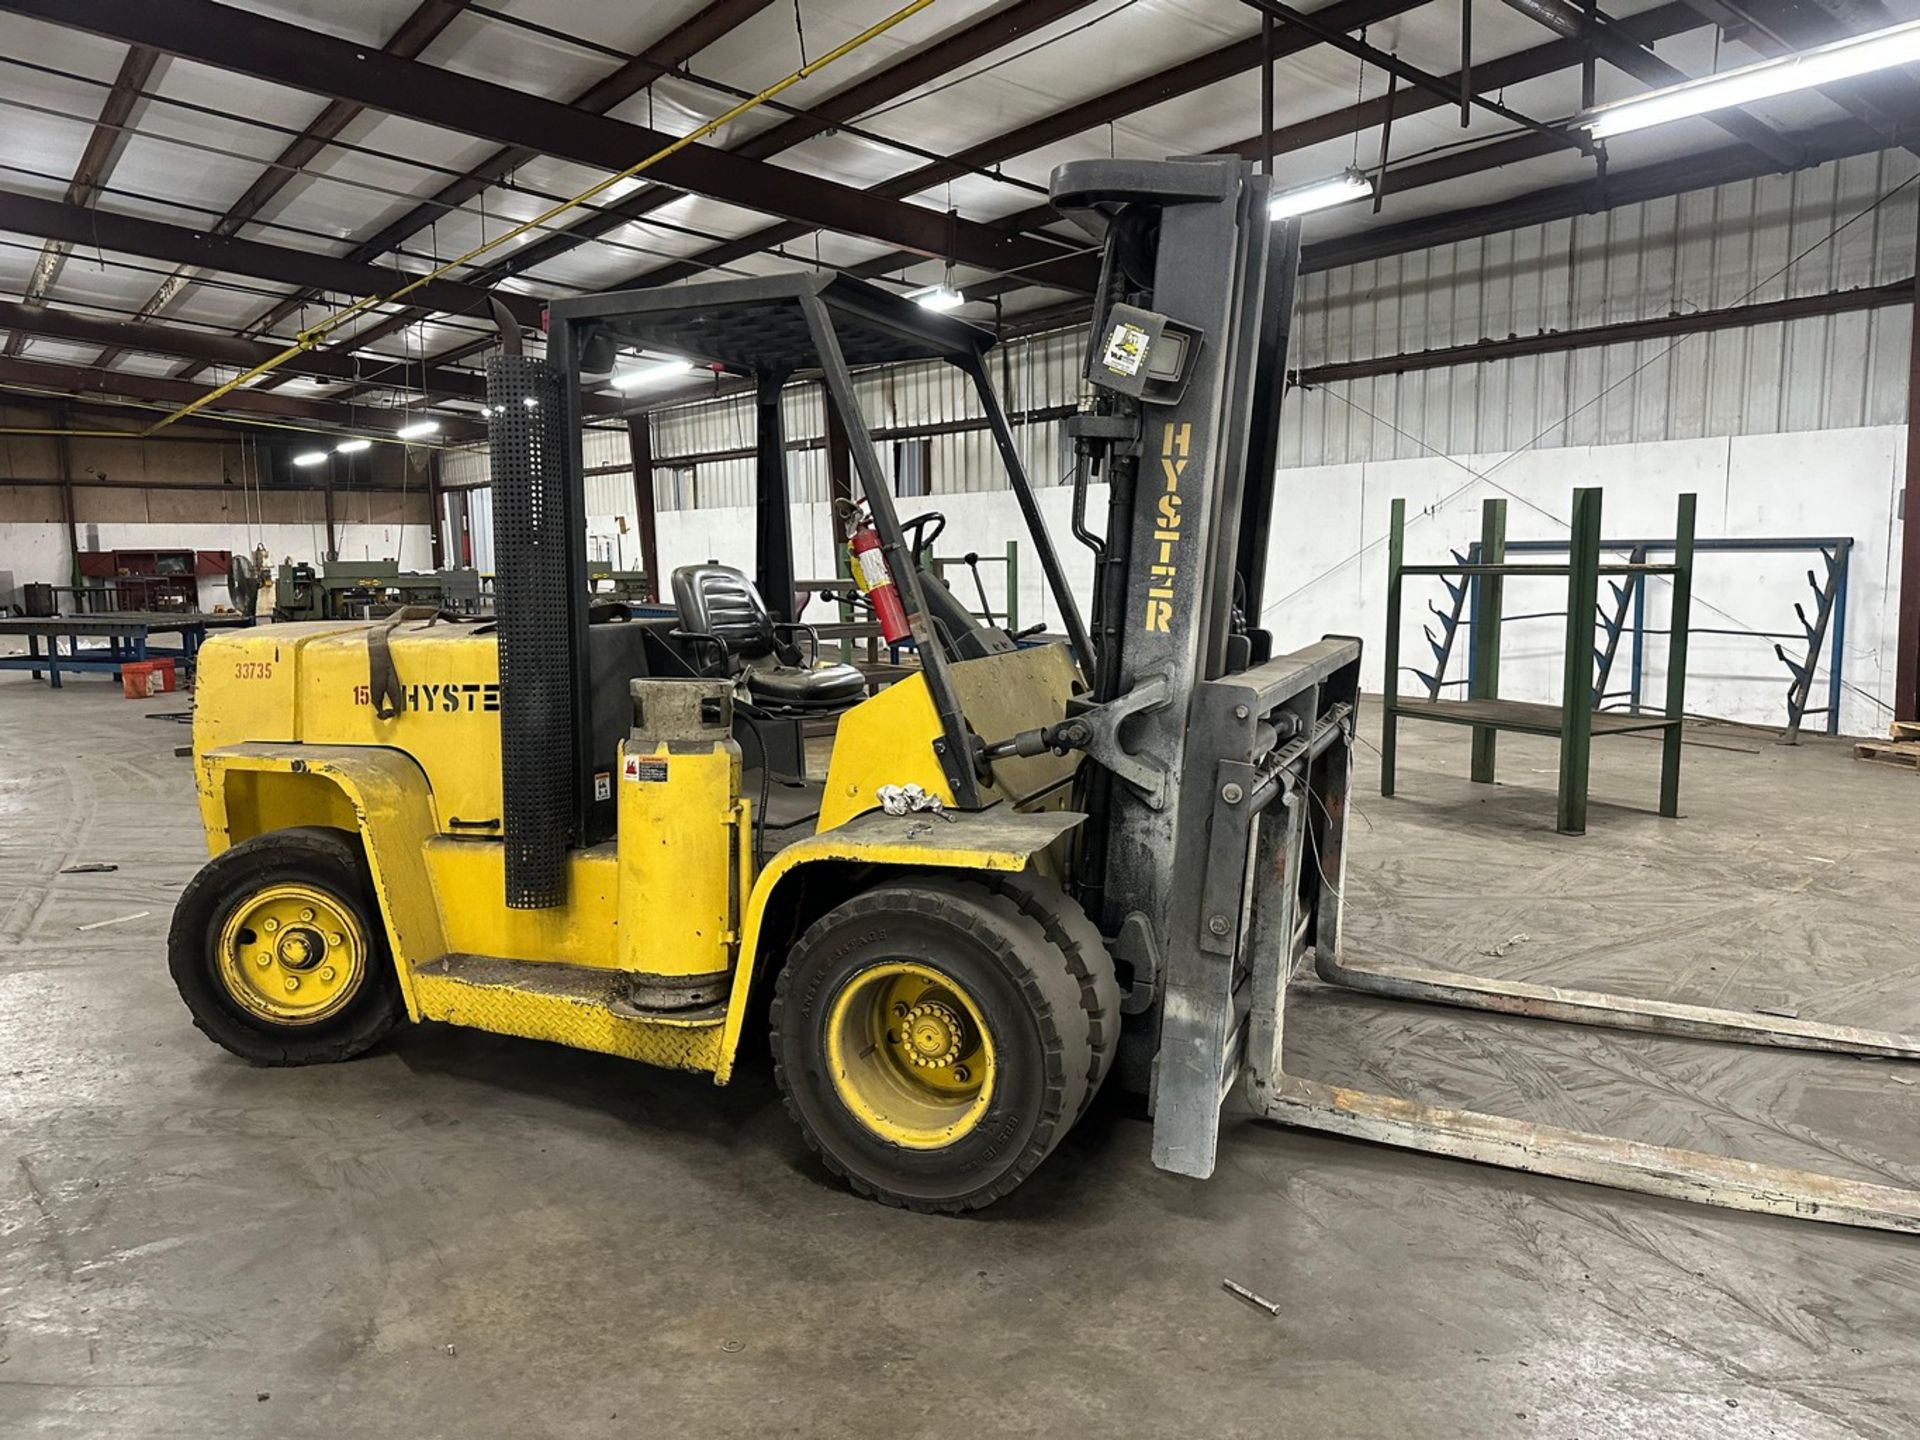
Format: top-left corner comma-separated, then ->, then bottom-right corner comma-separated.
901,511 -> 946,563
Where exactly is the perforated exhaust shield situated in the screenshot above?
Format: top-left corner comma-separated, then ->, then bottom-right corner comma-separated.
487,356 -> 572,909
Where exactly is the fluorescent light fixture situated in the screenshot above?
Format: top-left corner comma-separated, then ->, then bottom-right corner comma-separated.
396,419 -> 440,440
1268,168 -> 1374,220
291,449 -> 329,467
911,284 -> 965,312
335,438 -> 372,454
610,358 -> 693,391
1581,19 -> 1920,139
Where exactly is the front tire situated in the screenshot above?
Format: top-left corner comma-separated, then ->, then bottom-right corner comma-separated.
168,827 -> 402,1066
771,877 -> 1093,1212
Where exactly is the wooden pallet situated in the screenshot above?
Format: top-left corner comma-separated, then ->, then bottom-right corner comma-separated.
1891,720 -> 1920,742
1854,739 -> 1920,770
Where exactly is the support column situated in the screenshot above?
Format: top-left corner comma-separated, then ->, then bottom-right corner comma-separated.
1469,497 -> 1507,783
322,464 -> 339,563
425,451 -> 446,569
1897,251 -> 1920,722
1380,497 -> 1404,797
1557,487 -> 1600,835
55,407 -> 79,589
753,370 -> 796,621
824,384 -> 854,657
624,415 -> 659,601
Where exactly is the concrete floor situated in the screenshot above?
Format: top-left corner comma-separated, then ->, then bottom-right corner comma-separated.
3,667 -> 1918,1440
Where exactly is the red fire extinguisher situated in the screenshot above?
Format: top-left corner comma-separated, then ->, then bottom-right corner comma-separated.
844,502 -> 912,646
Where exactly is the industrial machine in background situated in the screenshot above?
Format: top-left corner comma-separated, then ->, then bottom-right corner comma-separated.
270,559 -> 484,621
587,563 -> 653,603
170,156 -> 1920,1230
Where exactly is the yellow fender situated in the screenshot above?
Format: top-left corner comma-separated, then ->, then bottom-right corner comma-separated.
715,806 -> 1086,1079
196,743 -> 446,1020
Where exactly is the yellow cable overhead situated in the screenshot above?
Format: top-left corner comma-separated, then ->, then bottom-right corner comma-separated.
138,0 -> 941,438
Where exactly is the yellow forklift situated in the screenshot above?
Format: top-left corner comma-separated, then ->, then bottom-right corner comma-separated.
174,156 -> 1919,1227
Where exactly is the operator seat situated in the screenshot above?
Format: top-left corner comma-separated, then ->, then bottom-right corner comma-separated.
671,563 -> 866,713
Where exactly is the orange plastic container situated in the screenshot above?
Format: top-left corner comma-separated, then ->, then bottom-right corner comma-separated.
122,657 -> 177,698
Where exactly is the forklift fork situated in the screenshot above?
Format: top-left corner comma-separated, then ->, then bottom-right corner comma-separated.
1182,637 -> 1920,1234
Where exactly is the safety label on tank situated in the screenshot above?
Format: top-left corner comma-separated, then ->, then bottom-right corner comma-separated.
593,771 -> 612,802
623,755 -> 668,783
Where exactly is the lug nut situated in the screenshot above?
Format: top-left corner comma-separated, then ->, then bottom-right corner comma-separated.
299,908 -> 315,922
284,976 -> 301,992
953,1066 -> 970,1083
320,966 -> 336,982
256,952 -> 272,968
263,918 -> 279,932
893,1002 -> 910,1017
328,932 -> 344,946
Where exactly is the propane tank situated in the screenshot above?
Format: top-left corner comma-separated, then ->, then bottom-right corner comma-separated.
845,505 -> 912,646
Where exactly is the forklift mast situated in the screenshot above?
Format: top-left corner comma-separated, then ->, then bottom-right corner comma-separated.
1050,156 -> 1341,1174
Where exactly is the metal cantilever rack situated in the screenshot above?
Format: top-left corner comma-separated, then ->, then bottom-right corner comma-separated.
1381,487 -> 1695,834
1407,515 -> 1853,744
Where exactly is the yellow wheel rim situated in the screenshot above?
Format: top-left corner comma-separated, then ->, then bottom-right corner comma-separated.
215,882 -> 368,1027
824,962 -> 996,1149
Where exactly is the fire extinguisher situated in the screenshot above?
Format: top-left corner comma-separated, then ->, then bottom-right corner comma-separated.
842,501 -> 912,646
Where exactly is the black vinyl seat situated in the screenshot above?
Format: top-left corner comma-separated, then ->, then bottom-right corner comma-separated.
671,563 -> 866,713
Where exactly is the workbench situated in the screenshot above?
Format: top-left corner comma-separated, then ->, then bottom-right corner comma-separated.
0,611 -> 251,688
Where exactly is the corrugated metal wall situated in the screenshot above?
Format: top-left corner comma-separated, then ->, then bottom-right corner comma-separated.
439,149 -> 1917,503
639,327 -> 1086,509
1286,149 -> 1920,467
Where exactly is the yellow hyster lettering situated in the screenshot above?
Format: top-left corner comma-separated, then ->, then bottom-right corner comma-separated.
1144,421 -> 1195,633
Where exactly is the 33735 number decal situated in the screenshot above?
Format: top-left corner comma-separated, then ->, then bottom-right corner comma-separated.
233,660 -> 274,680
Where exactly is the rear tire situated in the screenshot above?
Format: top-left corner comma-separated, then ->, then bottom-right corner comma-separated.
168,827 -> 402,1066
771,878 -> 1091,1212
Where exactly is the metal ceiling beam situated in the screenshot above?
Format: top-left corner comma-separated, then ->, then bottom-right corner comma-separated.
951,2 -> 1714,302
0,299 -> 492,400
1719,0 -> 1920,147
2,44 -> 160,357
1300,114 -> 1895,270
1498,0 -> 1804,164
1293,273 -> 1913,383
439,0 -> 1100,297
270,0 -> 1097,393
0,0 -> 1094,287
0,353 -> 484,437
0,300 -> 627,417
1689,0 -> 1912,150
607,0 -> 1427,290
970,0 -> 1908,310
0,189 -> 545,329
1237,0 -> 1588,156
95,0 -> 474,368
217,0 -> 776,384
